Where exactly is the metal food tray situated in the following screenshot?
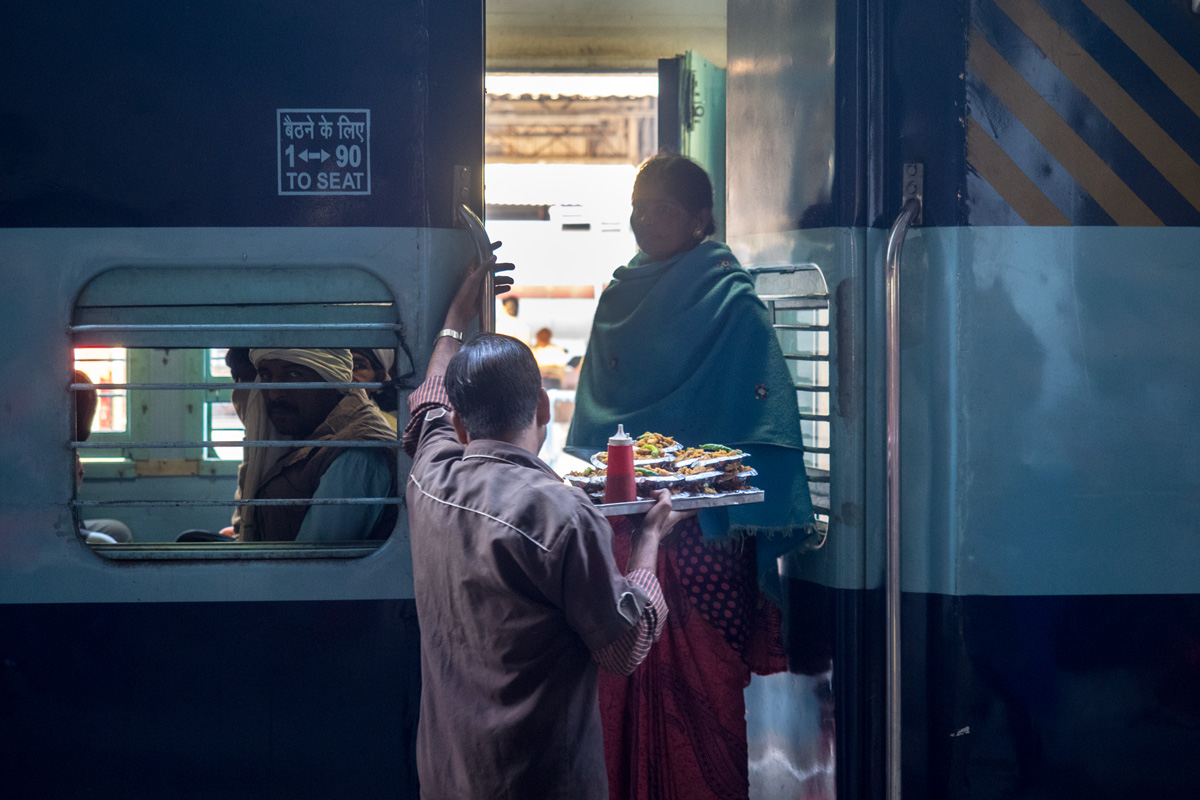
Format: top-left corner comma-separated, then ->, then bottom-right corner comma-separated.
595,489 -> 764,516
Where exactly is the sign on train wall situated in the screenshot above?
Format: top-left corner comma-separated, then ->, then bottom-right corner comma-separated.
278,109 -> 371,195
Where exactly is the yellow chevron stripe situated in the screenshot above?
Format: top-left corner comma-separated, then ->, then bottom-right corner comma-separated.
1080,0 -> 1200,120
969,29 -> 1162,225
967,118 -> 1072,225
993,0 -> 1200,215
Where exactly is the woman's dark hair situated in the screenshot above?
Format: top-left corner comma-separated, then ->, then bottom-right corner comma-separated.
73,370 -> 98,442
351,347 -> 399,412
225,347 -> 256,383
634,152 -> 717,237
445,333 -> 541,440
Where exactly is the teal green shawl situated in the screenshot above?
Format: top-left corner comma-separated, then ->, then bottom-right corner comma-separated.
566,241 -> 815,602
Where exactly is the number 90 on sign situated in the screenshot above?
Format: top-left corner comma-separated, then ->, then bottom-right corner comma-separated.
336,145 -> 361,168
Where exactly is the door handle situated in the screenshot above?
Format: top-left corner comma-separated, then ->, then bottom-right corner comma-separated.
885,163 -> 922,800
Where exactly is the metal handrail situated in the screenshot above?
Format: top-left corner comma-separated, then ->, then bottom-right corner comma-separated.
72,439 -> 399,449
68,323 -> 402,332
73,497 -> 401,508
457,203 -> 495,333
885,196 -> 921,800
745,262 -> 823,274
756,292 -> 830,302
69,381 -> 388,391
773,323 -> 830,332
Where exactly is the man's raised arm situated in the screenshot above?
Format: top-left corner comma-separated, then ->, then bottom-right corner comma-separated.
402,246 -> 513,455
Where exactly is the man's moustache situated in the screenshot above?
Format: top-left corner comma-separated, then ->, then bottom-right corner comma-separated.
266,402 -> 298,415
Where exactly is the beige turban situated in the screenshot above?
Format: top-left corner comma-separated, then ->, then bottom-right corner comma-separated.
236,348 -> 361,541
249,348 -> 355,389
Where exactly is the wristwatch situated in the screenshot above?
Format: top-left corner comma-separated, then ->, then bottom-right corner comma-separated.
436,328 -> 464,342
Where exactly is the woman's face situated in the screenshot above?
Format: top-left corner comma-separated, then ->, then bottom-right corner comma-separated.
351,351 -> 385,394
630,181 -> 711,262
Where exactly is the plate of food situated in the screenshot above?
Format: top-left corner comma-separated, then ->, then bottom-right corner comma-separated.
590,449 -> 674,469
635,431 -> 682,454
672,443 -> 749,470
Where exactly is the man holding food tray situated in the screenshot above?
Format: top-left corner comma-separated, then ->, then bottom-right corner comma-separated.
402,247 -> 693,800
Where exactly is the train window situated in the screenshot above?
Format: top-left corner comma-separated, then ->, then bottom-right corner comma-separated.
70,266 -> 409,559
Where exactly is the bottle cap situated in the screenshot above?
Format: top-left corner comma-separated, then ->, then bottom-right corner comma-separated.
608,423 -> 632,445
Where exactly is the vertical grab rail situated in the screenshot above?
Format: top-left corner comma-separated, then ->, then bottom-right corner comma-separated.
453,165 -> 495,333
885,194 -> 921,800
456,203 -> 495,333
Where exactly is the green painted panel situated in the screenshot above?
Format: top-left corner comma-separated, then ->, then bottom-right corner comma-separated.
681,51 -> 727,241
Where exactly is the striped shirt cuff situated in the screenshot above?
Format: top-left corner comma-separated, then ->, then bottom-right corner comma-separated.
593,568 -> 667,677
402,375 -> 450,456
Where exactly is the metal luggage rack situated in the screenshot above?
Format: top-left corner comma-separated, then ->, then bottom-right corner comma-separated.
749,264 -> 831,532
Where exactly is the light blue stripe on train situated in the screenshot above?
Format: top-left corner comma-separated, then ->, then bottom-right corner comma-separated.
734,225 -> 1200,597
0,226 -> 475,605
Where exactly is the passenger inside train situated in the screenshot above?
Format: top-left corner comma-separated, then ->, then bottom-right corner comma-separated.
73,370 -> 134,545
231,347 -> 398,542
220,347 -> 257,540
350,347 -> 401,429
224,347 -> 257,383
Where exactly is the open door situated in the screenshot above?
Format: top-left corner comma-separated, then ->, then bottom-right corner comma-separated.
658,50 -> 726,241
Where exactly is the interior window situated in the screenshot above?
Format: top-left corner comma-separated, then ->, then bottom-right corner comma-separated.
73,347 -> 129,435
205,348 -> 246,461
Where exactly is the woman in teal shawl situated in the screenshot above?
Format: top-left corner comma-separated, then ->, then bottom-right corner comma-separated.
566,154 -> 816,800
566,154 -> 816,597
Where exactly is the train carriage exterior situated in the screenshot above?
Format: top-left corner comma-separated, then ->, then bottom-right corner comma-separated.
3,0 -> 1199,798
1,2 -> 483,797
729,0 -> 1200,797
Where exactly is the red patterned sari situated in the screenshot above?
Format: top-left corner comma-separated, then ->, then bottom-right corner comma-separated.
600,516 -> 786,800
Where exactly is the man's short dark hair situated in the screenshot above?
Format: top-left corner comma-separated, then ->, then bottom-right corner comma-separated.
445,333 -> 541,440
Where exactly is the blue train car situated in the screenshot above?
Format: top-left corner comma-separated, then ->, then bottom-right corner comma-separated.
0,2 -> 481,797
729,0 -> 1200,797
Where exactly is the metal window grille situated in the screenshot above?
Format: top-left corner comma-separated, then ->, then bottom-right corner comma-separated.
68,326 -> 409,550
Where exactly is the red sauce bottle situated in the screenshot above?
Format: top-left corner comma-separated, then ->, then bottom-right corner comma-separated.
603,424 -> 636,503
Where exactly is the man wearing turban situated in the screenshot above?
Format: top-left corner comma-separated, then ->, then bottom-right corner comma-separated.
237,347 -> 397,542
